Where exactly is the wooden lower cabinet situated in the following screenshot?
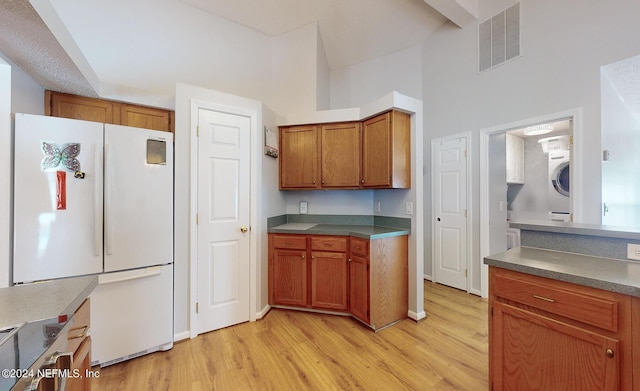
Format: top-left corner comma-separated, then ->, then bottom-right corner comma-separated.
268,233 -> 408,330
66,297 -> 92,391
489,267 -> 634,391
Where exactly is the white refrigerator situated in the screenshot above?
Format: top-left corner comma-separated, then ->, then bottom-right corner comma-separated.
13,113 -> 174,366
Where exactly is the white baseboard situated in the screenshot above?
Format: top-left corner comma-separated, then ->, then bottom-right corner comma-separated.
423,274 -> 433,281
408,310 -> 426,321
174,330 -> 190,342
256,304 -> 271,319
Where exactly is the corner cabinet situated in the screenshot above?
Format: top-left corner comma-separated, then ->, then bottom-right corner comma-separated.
278,110 -> 410,190
268,233 -> 408,330
361,111 -> 411,188
489,267 -> 635,391
45,90 -> 174,132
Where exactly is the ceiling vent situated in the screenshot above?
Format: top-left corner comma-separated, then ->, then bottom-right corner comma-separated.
478,2 -> 520,73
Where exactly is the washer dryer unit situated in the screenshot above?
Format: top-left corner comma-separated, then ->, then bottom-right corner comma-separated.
548,150 -> 570,214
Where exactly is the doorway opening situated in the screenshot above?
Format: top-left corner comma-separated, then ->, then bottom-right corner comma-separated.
479,109 -> 583,297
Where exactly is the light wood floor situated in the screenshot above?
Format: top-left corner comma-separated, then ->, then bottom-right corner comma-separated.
92,282 -> 488,390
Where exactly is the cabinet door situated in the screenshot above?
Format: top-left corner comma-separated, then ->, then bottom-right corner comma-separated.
120,104 -> 173,132
279,125 -> 320,189
49,91 -> 116,124
311,251 -> 348,311
66,336 -> 92,391
492,301 -> 619,391
362,112 -> 392,187
272,249 -> 308,306
349,255 -> 369,324
320,122 -> 360,188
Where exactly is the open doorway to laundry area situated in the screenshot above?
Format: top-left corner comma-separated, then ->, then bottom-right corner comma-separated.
479,109 -> 583,297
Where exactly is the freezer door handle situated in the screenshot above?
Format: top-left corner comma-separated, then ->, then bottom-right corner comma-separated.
94,145 -> 103,257
104,143 -> 113,255
98,266 -> 163,285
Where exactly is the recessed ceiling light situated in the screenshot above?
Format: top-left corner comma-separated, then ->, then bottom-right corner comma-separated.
523,123 -> 553,136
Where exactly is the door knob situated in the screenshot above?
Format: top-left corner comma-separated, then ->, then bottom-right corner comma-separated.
240,226 -> 248,233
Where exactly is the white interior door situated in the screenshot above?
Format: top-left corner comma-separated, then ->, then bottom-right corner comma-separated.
433,136 -> 468,291
197,108 -> 251,334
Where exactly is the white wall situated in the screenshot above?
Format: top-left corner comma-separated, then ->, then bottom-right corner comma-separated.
330,46 -> 423,109
421,0 -> 640,293
601,55 -> 640,227
0,52 -> 46,288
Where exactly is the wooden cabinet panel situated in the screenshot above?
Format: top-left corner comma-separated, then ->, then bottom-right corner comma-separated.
311,251 -> 348,311
46,90 -> 174,132
350,237 -> 368,257
362,110 -> 410,189
310,236 -> 348,252
320,122 -> 360,188
349,255 -> 369,324
48,91 -> 116,124
273,235 -> 307,250
489,267 -> 634,391
120,104 -> 173,132
67,298 -> 90,353
279,125 -> 320,189
272,248 -> 308,307
278,110 -> 410,190
67,336 -> 92,391
494,301 -> 619,391
369,236 -> 408,329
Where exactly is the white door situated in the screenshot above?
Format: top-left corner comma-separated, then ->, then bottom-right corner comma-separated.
104,125 -> 174,272
197,108 -> 251,334
433,136 -> 468,290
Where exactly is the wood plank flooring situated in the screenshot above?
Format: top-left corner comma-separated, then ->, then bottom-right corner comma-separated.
92,282 -> 488,390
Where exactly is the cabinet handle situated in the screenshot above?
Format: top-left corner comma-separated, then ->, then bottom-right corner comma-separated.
606,349 -> 614,358
532,294 -> 555,303
68,325 -> 89,339
301,255 -> 305,259
323,243 -> 333,247
348,258 -> 352,262
285,241 -> 294,245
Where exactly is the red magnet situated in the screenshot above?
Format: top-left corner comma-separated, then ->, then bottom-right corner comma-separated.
56,170 -> 66,210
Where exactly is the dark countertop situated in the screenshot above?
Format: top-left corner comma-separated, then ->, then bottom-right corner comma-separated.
484,246 -> 640,297
268,223 -> 410,239
509,220 -> 640,240
0,275 -> 98,329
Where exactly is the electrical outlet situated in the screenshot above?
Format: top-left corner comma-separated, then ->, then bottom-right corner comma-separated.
299,201 -> 308,214
375,201 -> 381,213
627,243 -> 640,260
405,201 -> 413,215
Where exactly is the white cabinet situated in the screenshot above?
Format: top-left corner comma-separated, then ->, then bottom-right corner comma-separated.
506,133 -> 524,184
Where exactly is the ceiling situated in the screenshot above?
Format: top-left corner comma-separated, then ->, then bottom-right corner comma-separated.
0,0 -> 477,99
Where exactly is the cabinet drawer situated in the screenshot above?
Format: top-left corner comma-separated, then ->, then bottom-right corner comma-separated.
273,235 -> 307,250
350,237 -> 369,257
311,236 -> 348,252
493,272 -> 619,332
67,298 -> 90,353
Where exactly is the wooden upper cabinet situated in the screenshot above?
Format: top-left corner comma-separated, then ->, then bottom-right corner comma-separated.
279,125 -> 320,189
362,110 -> 411,189
278,110 -> 411,190
47,90 -> 116,124
320,122 -> 361,188
119,104 -> 173,132
46,90 -> 174,132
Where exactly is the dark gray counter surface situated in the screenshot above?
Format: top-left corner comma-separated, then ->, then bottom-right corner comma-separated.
509,220 -> 640,240
0,275 -> 98,329
268,223 -> 409,239
484,246 -> 640,297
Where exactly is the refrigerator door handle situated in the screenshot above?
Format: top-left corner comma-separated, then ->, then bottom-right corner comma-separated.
104,143 -> 113,255
94,145 -> 102,257
98,266 -> 163,285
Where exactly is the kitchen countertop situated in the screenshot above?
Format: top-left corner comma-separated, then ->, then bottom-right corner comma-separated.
509,219 -> 640,240
0,275 -> 98,329
484,246 -> 640,297
268,223 -> 410,239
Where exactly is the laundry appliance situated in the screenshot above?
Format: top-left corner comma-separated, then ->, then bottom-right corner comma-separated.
548,149 -> 570,216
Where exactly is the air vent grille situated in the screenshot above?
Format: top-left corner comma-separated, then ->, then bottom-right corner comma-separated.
478,3 -> 520,72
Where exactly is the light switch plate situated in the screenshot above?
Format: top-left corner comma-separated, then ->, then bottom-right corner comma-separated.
405,201 -> 413,215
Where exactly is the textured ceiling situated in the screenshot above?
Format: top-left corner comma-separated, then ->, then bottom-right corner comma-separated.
0,0 -> 96,97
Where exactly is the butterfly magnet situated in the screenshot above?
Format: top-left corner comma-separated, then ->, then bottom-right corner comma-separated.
41,141 -> 81,172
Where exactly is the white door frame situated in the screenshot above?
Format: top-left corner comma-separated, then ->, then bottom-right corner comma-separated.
431,131 -> 473,292
188,99 -> 258,338
479,108 -> 583,297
